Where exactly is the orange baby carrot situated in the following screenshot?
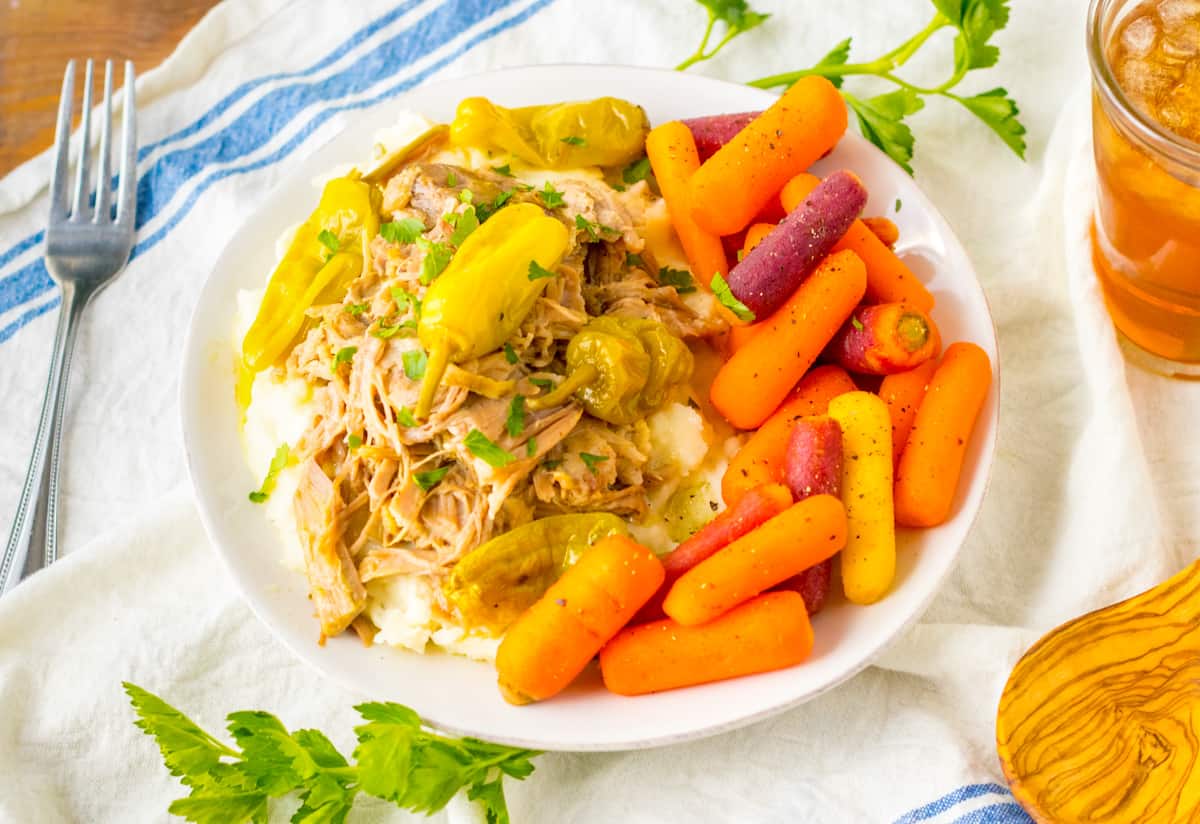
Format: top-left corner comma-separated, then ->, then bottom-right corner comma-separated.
742,222 -> 775,259
878,360 -> 939,469
722,364 -> 857,506
600,591 -> 814,696
635,483 -> 792,624
495,535 -> 664,704
711,249 -> 867,430
645,121 -> 729,291
663,494 -> 847,627
689,76 -> 847,236
894,343 -> 992,527
728,321 -> 761,354
781,173 -> 934,312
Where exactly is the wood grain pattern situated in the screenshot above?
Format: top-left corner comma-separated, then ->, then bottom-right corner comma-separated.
0,0 -> 219,177
997,560 -> 1200,823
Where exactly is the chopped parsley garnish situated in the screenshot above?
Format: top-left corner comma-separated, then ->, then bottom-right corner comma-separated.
622,156 -> 651,184
371,319 -> 417,339
625,252 -> 644,269
317,230 -> 340,254
710,272 -> 756,322
332,346 -> 357,371
380,218 -> 425,244
458,189 -> 474,205
445,206 -> 479,246
390,287 -> 422,317
851,316 -> 865,331
503,342 -> 519,364
542,459 -> 563,470
539,182 -> 565,209
560,136 -> 586,146
895,197 -> 903,213
505,395 -> 526,437
493,163 -> 513,177
736,249 -> 746,262
417,238 -> 453,284
413,465 -> 451,492
402,348 -> 427,380
527,260 -> 556,281
574,214 -> 600,241
526,437 -> 537,458
476,190 -> 514,223
346,302 -> 369,316
446,170 -> 459,186
530,377 -> 554,390
248,444 -> 289,503
658,266 -> 696,294
347,434 -> 363,450
464,429 -> 516,468
397,406 -> 418,427
579,452 -> 609,474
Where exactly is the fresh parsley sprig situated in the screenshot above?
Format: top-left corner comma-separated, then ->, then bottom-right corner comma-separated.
676,0 -> 770,71
679,0 -> 1026,174
124,683 -> 538,824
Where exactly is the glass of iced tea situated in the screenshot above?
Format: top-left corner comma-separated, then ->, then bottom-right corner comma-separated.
1089,0 -> 1200,373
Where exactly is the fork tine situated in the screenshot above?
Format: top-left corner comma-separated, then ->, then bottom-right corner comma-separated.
70,59 -> 95,220
116,61 -> 137,227
92,60 -> 114,224
48,60 -> 76,222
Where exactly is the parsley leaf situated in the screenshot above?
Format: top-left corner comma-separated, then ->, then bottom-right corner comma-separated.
380,218 -> 425,244
895,198 -> 903,213
464,429 -> 516,468
579,452 -> 609,474
676,0 -> 771,70
459,189 -> 474,204
493,163 -> 513,176
710,273 -> 755,322
347,434 -> 363,450
446,170 -> 459,187
332,346 -> 357,370
851,316 -> 865,332
345,302 -> 369,316
625,252 -> 645,269
560,135 -> 586,146
542,459 -> 563,470
527,260 -> 557,281
503,342 -> 519,364
529,377 -> 554,391
317,230 -> 340,254
413,465 -> 451,492
372,319 -> 417,339
248,444 -> 290,503
123,682 -> 236,785
575,214 -> 601,241
476,190 -> 513,223
950,87 -> 1027,159
397,407 -> 418,428
812,37 -> 852,88
658,266 -> 696,294
622,156 -> 652,185
539,182 -> 565,209
844,89 -> 924,176
506,395 -> 526,437
445,205 -> 479,246
390,287 -> 422,318
526,437 -> 537,458
417,238 -> 453,284
402,348 -> 427,381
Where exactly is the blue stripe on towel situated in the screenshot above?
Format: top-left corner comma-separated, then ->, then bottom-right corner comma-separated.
893,784 -> 1014,824
951,802 -> 1033,824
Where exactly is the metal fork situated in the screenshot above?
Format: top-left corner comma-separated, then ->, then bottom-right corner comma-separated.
0,59 -> 137,596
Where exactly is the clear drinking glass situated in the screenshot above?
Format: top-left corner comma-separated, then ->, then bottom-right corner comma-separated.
1088,0 -> 1200,374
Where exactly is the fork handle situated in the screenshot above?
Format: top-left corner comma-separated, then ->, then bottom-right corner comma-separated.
1,284 -> 86,596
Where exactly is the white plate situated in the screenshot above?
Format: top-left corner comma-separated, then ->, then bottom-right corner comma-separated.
181,65 -> 999,752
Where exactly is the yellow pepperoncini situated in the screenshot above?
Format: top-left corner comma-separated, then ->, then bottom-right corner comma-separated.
415,202 -> 569,419
240,177 -> 379,375
449,97 -> 649,169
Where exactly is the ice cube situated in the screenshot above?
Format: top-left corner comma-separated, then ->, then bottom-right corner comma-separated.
1160,32 -> 1199,59
1118,57 -> 1179,104
1157,0 -> 1200,27
1120,15 -> 1159,57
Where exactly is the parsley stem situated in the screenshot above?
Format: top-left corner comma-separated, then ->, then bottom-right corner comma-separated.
878,13 -> 948,66
675,11 -> 717,70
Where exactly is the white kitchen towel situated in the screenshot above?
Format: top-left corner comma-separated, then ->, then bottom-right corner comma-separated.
2,0 -> 1196,821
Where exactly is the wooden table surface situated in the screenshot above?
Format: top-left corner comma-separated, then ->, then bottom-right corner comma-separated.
0,0 -> 221,177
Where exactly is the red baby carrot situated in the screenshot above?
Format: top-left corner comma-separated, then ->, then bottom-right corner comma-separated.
495,535 -> 664,704
600,591 -> 814,696
828,303 -> 941,375
784,416 -> 843,501
781,173 -> 934,312
722,365 -> 856,506
645,121 -> 729,294
689,77 -> 847,236
878,360 -> 939,469
635,483 -> 793,624
663,494 -> 847,627
682,111 -> 762,161
711,249 -> 867,430
775,558 -> 834,616
894,343 -> 992,527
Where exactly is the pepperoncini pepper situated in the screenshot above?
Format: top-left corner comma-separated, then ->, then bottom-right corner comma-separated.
449,97 -> 649,169
415,202 -> 569,419
444,513 -> 628,635
241,177 -> 379,374
527,317 -> 694,424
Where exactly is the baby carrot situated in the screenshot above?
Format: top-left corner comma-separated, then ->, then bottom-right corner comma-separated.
645,121 -> 729,292
600,592 -> 814,696
878,360 -> 939,468
728,321 -> 761,354
635,483 -> 792,624
863,216 -> 899,247
828,303 -> 941,375
742,222 -> 776,258
895,343 -> 992,527
682,111 -> 762,161
827,391 -> 895,605
775,558 -> 834,616
689,76 -> 847,236
711,250 -> 867,430
781,173 -> 934,312
664,494 -> 847,626
784,416 -> 843,501
495,535 -> 664,704
722,365 -> 857,506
